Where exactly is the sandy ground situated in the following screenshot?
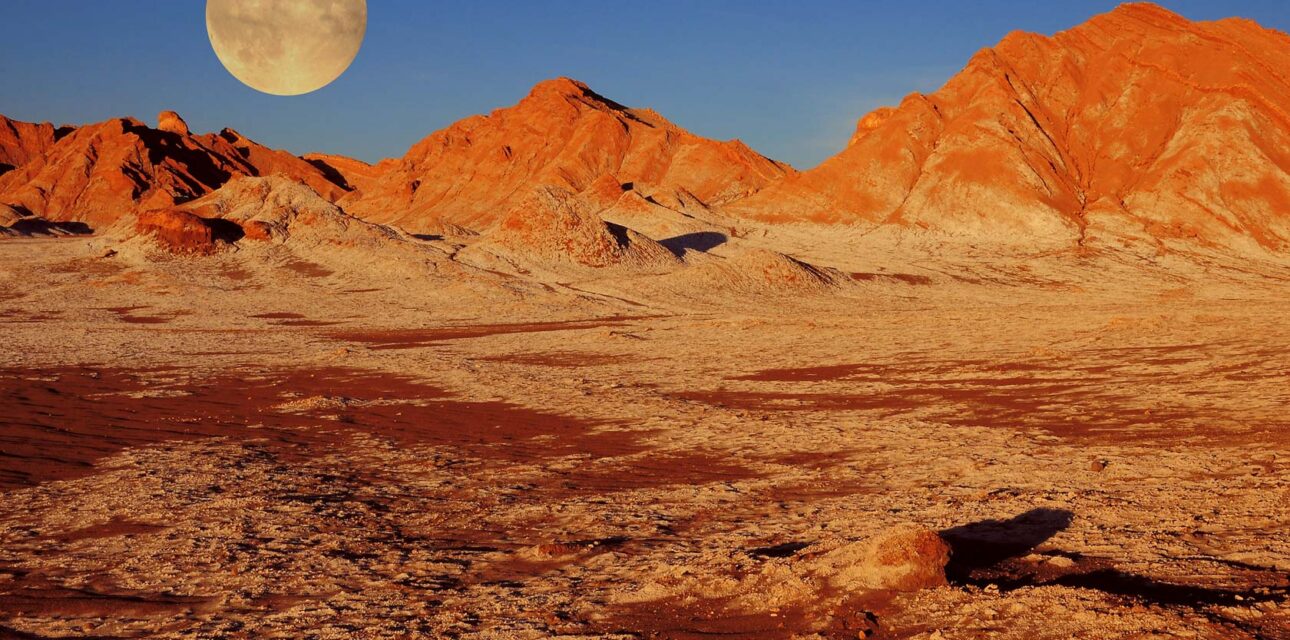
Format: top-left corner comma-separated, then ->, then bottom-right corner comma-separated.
0,233 -> 1287,639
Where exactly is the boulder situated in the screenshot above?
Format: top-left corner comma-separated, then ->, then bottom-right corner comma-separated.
135,209 -> 239,255
157,110 -> 190,136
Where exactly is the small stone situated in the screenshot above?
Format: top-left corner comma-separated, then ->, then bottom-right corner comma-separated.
1044,555 -> 1076,569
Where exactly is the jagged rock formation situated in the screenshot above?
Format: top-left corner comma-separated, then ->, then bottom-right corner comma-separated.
0,112 -> 348,230
0,115 -> 61,177
727,3 -> 1290,252
339,78 -> 793,233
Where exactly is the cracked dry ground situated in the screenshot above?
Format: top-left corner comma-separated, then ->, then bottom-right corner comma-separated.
0,240 -> 1287,639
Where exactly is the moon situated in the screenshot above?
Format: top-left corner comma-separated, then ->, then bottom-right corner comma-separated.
206,0 -> 367,96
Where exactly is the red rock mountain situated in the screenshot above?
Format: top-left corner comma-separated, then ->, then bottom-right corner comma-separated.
0,115 -> 62,177
0,112 -> 348,229
339,78 -> 793,233
727,3 -> 1290,252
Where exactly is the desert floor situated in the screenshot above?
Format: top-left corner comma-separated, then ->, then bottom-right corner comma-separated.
0,234 -> 1286,639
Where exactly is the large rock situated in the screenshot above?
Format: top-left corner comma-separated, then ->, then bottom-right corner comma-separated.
134,209 -> 234,255
726,2 -> 1290,252
339,77 -> 793,233
156,110 -> 190,136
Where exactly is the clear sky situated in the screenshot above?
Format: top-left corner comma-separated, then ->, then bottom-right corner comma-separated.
2,1 -> 1287,169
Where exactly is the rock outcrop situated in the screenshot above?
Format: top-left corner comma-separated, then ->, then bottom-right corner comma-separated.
156,110 -> 190,136
727,2 -> 1290,252
134,208 -> 237,255
654,248 -> 840,297
0,115 -> 60,177
340,78 -> 793,233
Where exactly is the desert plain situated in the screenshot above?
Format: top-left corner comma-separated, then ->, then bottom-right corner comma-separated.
0,3 -> 1288,639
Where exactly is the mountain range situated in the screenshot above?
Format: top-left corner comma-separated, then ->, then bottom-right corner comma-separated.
1,3 -> 1287,259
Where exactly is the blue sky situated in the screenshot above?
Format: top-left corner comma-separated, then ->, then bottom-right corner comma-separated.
1,1 -> 1287,169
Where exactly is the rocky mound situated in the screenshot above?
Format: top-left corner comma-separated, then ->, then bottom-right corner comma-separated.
339,78 -> 793,233
805,524 -> 951,592
573,174 -> 735,251
726,3 -> 1290,252
482,187 -> 678,270
0,111 -> 348,230
617,525 -> 949,620
658,248 -> 840,295
131,176 -> 399,255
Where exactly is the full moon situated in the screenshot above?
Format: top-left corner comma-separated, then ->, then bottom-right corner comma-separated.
206,0 -> 366,96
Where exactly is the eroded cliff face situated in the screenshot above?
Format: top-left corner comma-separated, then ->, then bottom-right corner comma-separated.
0,114 -> 61,178
727,3 -> 1290,252
337,77 -> 794,234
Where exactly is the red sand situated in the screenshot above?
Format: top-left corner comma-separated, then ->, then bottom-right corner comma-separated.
0,365 -> 752,491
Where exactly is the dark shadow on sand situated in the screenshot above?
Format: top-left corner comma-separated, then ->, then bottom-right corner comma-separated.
204,217 -> 245,244
941,507 -> 1075,580
660,231 -> 727,257
942,508 -> 1288,631
8,218 -> 93,236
